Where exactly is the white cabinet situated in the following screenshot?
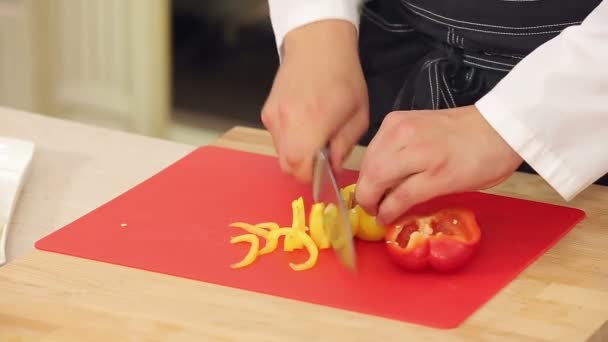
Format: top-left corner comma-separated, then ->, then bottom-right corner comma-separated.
0,0 -> 170,137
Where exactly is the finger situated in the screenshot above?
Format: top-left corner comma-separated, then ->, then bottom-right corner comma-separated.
261,100 -> 288,173
363,111 -> 403,159
355,144 -> 428,216
280,93 -> 358,182
356,111 -> 406,185
278,104 -> 319,182
329,109 -> 369,172
376,172 -> 444,226
261,106 -> 280,148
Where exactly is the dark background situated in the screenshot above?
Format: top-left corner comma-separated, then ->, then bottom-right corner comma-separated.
171,1 -> 278,129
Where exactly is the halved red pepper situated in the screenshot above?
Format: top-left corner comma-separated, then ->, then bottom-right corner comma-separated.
385,208 -> 481,272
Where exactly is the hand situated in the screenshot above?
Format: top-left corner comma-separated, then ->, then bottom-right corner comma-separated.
261,20 -> 369,182
355,105 -> 523,225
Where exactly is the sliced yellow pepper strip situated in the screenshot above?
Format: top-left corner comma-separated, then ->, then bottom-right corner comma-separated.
339,184 -> 360,236
259,227 -> 293,255
341,183 -> 357,199
289,230 -> 319,271
323,203 -> 338,241
309,202 -> 330,249
348,208 -> 360,236
323,203 -> 349,249
230,234 -> 260,268
340,184 -> 355,208
229,222 -> 269,238
257,227 -> 319,270
255,222 -> 279,230
284,197 -> 305,251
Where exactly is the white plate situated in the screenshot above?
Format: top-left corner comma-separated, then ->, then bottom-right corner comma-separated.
0,136 -> 34,266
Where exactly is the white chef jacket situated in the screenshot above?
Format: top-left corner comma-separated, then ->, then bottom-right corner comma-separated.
267,0 -> 608,201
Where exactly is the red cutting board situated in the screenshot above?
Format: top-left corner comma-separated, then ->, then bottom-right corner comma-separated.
35,146 -> 585,329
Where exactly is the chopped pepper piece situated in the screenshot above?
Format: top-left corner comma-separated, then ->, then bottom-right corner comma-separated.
228,183 -> 396,272
339,184 -> 360,236
322,203 -> 352,249
385,208 -> 481,272
255,222 -> 279,230
259,227 -> 292,255
355,205 -> 386,241
323,202 -> 338,240
284,197 -> 306,251
230,234 -> 260,268
309,203 -> 330,249
258,227 -> 319,270
229,222 -> 269,238
340,184 -> 357,202
340,182 -> 385,241
289,230 -> 318,271
348,208 -> 360,237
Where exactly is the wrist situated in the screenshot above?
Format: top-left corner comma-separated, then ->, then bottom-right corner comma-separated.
283,19 -> 359,62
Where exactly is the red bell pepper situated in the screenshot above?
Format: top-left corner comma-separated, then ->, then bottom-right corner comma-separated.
385,208 -> 481,272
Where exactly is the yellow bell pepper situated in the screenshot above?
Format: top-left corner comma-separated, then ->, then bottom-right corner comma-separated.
255,222 -> 279,230
289,230 -> 318,271
229,222 -> 270,238
284,197 -> 305,251
257,228 -> 318,270
309,202 -> 330,249
230,234 -> 260,268
259,227 -> 292,255
324,203 -> 354,249
348,208 -> 359,236
228,183 -> 388,272
339,184 -> 360,237
355,205 -> 387,241
323,202 -> 338,240
340,183 -> 357,204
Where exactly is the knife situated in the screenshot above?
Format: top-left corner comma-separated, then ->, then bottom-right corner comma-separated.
312,147 -> 357,271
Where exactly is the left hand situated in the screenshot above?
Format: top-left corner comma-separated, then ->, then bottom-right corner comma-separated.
355,105 -> 523,226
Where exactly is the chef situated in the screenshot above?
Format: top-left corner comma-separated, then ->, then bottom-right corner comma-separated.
261,0 -> 607,225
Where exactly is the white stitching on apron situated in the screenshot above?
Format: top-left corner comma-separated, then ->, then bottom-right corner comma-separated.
463,59 -> 511,72
402,1 -> 581,30
441,73 -> 457,107
434,63 -> 439,108
428,65 -> 435,109
405,7 -> 567,36
362,6 -> 415,33
484,52 -> 524,59
465,69 -> 474,82
440,88 -> 450,108
464,54 -> 517,67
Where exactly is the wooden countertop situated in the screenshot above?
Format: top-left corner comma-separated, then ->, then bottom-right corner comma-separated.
1,108 -> 608,341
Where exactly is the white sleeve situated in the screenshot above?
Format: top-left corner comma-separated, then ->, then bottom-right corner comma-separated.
267,0 -> 363,57
475,1 -> 608,201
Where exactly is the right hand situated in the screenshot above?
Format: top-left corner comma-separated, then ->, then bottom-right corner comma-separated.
261,20 -> 369,182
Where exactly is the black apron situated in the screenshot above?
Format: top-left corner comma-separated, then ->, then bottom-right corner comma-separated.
357,0 -> 607,186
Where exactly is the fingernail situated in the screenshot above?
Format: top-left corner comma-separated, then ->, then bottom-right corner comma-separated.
365,206 -> 378,217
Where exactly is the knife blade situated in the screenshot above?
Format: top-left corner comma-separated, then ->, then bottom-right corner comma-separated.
312,147 -> 357,271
